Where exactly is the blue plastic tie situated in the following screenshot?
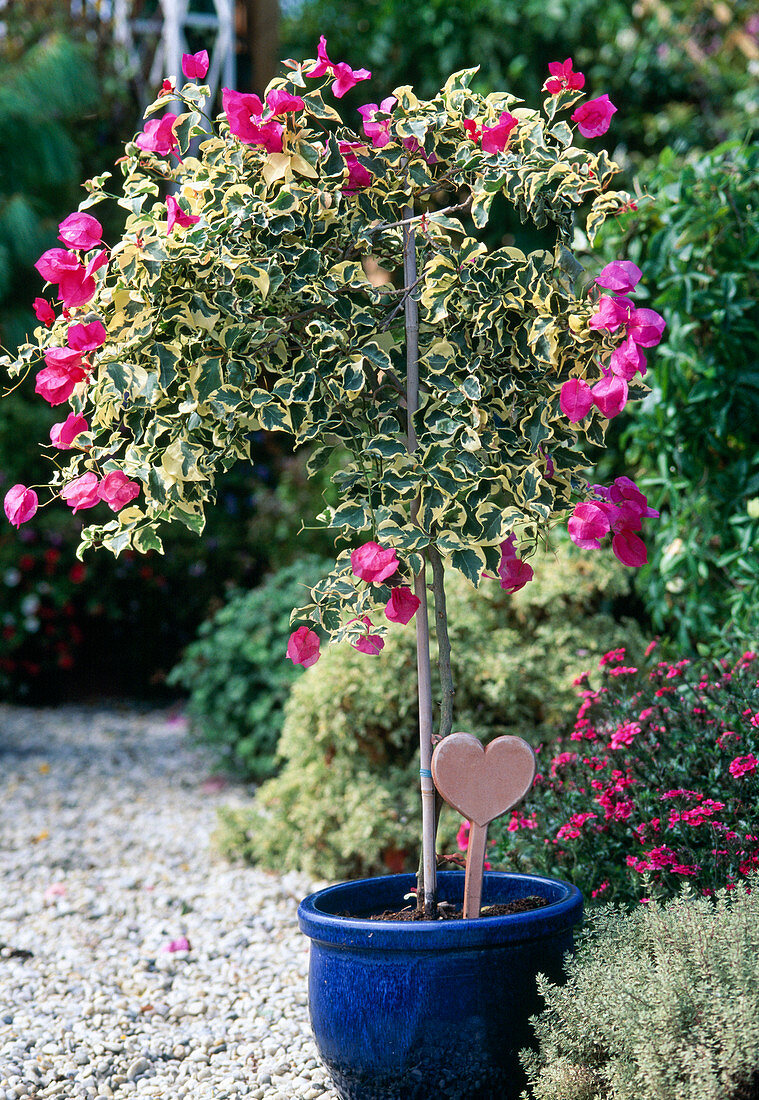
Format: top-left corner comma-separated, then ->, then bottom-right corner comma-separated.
419,768 -> 432,778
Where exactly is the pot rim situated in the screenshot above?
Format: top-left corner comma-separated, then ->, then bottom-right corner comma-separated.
298,870 -> 583,952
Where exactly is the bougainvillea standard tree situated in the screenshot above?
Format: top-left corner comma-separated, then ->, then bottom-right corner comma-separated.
1,44 -> 664,915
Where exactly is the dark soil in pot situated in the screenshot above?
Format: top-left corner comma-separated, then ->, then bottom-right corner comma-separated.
366,895 -> 548,921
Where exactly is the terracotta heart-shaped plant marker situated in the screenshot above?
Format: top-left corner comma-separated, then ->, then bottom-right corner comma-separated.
432,732 -> 536,918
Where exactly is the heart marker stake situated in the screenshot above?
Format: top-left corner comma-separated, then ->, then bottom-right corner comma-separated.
431,732 -> 537,919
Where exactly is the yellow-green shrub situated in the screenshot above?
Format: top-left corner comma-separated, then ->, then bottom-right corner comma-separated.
523,881 -> 759,1100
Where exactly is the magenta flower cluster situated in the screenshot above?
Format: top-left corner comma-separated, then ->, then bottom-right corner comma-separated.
480,534 -> 534,594
492,646 -> 759,904
287,541 -> 421,668
560,260 -> 665,428
557,255 -> 666,568
567,475 -> 659,568
221,88 -> 306,154
218,47 -> 619,207
287,527 -> 537,669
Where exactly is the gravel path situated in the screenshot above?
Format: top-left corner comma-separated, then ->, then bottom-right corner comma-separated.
0,704 -> 340,1100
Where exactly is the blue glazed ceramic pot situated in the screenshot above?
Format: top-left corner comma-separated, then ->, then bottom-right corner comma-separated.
298,870 -> 582,1100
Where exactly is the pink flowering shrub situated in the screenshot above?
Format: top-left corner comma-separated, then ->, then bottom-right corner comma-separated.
1,36 -> 667,900
491,646 -> 759,904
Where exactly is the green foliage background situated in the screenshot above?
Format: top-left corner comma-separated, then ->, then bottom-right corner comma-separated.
595,141 -> 759,650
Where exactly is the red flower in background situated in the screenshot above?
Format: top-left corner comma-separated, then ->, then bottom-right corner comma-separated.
729,755 -> 758,778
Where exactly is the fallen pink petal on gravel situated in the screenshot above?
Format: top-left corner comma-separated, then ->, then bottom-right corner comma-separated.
164,937 -> 191,953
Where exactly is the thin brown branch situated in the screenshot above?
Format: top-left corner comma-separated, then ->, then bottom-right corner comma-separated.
379,273 -> 425,332
370,198 -> 472,238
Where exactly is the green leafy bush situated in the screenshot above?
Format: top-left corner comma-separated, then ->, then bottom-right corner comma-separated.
491,647 -> 759,905
169,554 -> 331,780
522,881 -> 759,1100
216,542 -> 645,879
595,141 -> 759,650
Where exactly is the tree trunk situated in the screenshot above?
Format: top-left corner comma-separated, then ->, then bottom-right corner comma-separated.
403,208 -> 437,918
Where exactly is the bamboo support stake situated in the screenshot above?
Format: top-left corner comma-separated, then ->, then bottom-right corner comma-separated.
403,206 -> 437,918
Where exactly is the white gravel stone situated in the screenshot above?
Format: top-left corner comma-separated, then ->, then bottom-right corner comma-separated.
0,703 -> 338,1099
